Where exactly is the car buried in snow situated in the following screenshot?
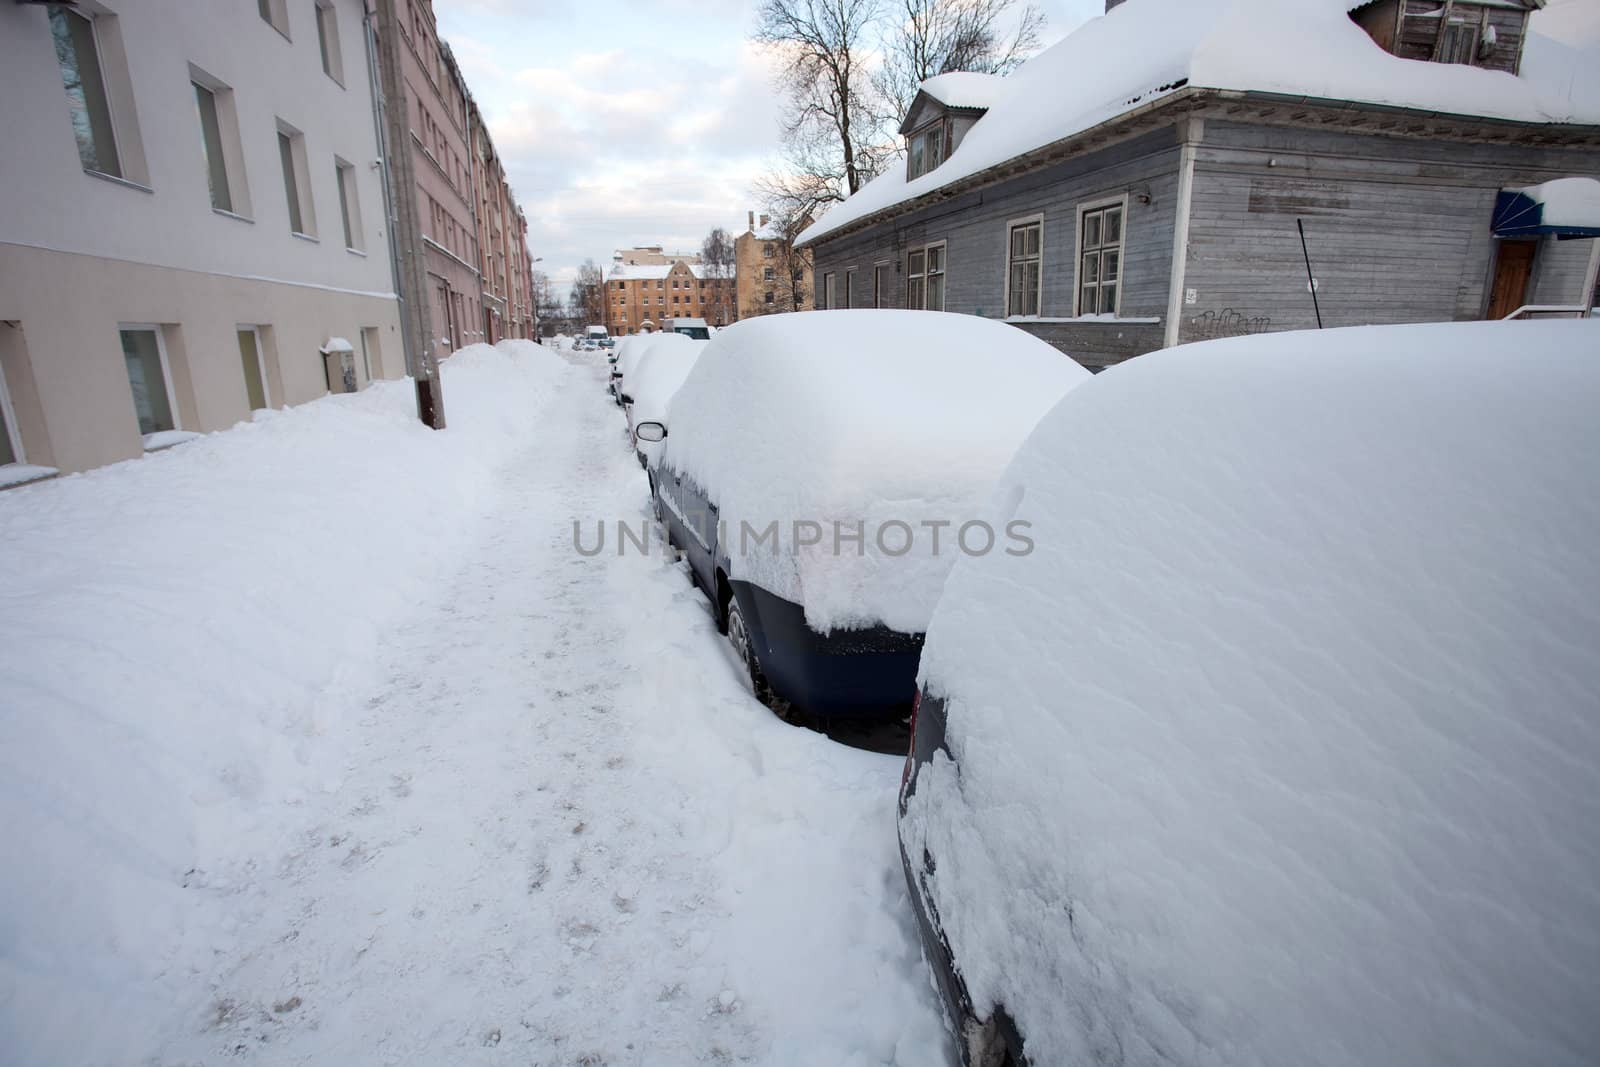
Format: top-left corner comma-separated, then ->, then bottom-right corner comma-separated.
897,320 -> 1600,1067
633,310 -> 1090,721
618,333 -> 705,474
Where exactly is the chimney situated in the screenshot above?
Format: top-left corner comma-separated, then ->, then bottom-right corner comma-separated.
748,210 -> 755,231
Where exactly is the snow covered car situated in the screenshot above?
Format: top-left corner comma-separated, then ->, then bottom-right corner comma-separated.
898,320 -> 1600,1067
612,334 -> 660,407
619,334 -> 705,473
635,310 -> 1090,720
608,336 -> 645,398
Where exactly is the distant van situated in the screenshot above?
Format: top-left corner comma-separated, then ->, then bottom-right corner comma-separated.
667,317 -> 710,341
585,325 -> 609,341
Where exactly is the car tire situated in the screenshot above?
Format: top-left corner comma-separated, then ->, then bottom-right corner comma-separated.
726,597 -> 776,709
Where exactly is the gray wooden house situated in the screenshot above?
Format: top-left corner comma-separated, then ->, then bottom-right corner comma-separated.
798,0 -> 1600,369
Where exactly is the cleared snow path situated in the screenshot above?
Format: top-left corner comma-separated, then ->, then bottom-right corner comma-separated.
153,349 -> 951,1066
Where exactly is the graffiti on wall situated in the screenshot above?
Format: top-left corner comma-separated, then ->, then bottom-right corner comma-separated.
1188,308 -> 1272,340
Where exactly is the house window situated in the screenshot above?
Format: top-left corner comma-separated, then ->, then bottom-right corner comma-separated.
237,327 -> 271,411
764,291 -> 774,305
193,83 -> 232,212
48,6 -> 123,179
335,159 -> 363,250
1007,218 -> 1043,317
844,268 -> 857,309
0,362 -> 23,467
763,244 -> 774,258
1077,200 -> 1124,316
908,123 -> 944,180
257,0 -> 290,38
277,123 -> 316,236
119,327 -> 178,437
873,263 -> 888,308
315,1 -> 344,84
821,272 -> 836,310
906,243 -> 946,311
764,267 -> 774,281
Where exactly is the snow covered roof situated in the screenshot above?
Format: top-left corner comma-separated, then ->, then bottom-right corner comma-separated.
917,71 -> 1007,111
800,0 -> 1600,246
906,318 -> 1600,1066
608,262 -> 712,282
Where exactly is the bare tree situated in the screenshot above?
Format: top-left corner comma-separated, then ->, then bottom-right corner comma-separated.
530,269 -> 562,332
877,0 -> 1045,121
569,259 -> 606,330
755,0 -> 890,200
700,228 -> 738,326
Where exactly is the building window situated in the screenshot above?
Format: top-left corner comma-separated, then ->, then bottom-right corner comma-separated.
237,327 -> 271,411
277,123 -> 316,236
821,272 -> 836,310
906,243 -> 946,311
257,0 -> 290,38
48,5 -> 124,180
764,267 -> 774,281
315,1 -> 344,84
873,262 -> 888,308
119,327 -> 178,438
1077,200 -> 1124,316
192,82 -> 233,212
0,362 -> 23,468
908,123 -> 944,180
844,268 -> 857,309
763,244 -> 774,258
1006,217 -> 1043,317
764,291 -> 774,305
335,159 -> 363,250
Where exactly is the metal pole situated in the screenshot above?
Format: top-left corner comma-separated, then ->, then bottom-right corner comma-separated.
370,0 -> 445,428
1298,218 -> 1324,330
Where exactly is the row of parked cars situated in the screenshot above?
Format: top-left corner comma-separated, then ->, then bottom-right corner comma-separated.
601,311 -> 1600,1067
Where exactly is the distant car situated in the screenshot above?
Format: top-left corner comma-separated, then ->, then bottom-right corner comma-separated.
599,336 -> 616,350
635,310 -> 1090,720
666,316 -> 711,341
898,321 -> 1600,1067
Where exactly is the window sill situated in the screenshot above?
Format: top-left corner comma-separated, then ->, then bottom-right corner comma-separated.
84,169 -> 153,194
291,230 -> 320,244
323,73 -> 346,89
0,463 -> 59,490
143,430 -> 201,453
345,246 -> 367,257
1006,315 -> 1162,325
213,207 -> 255,224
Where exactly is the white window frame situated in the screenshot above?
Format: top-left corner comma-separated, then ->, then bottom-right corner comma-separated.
0,361 -> 25,466
335,156 -> 363,251
276,119 -> 317,238
1004,213 -> 1045,318
844,267 -> 857,309
907,121 -> 945,180
821,272 -> 836,310
50,4 -> 149,187
118,324 -> 181,436
258,0 -> 291,40
873,260 -> 889,308
906,241 -> 947,311
1074,195 -> 1128,318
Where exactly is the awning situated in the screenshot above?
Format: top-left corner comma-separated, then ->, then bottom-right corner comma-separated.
1493,177 -> 1600,239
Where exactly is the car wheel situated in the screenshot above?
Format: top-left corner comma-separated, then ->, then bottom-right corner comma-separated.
726,597 -> 776,708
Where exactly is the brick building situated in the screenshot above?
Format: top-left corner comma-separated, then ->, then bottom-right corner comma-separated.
605,258 -> 735,335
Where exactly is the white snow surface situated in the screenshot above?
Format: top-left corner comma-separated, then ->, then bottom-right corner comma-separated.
903,320 -> 1600,1066
0,340 -> 949,1065
915,71 -> 1007,111
1517,175 -> 1600,228
659,310 -> 1090,633
800,0 -> 1600,245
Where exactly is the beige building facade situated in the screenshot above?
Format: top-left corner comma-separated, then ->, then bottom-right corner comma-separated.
0,0 -> 403,478
735,212 -> 814,319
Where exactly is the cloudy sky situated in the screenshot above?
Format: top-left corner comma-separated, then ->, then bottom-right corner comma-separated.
434,0 -> 1106,295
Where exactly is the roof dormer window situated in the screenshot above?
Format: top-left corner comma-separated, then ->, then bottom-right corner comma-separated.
908,123 -> 944,180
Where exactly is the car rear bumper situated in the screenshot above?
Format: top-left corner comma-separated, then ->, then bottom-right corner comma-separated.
732,580 -> 922,719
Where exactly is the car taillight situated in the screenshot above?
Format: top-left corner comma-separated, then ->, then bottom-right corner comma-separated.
902,688 -> 921,790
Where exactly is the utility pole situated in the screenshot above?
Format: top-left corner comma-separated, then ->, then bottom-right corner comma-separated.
369,0 -> 446,429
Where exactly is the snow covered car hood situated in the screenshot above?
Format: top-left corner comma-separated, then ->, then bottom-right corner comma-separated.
902,319 -> 1600,1066
658,310 -> 1091,633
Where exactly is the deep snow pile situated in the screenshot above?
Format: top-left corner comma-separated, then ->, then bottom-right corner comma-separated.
902,321 -> 1600,1065
660,310 -> 1090,632
801,0 -> 1600,244
0,341 -> 569,1063
625,333 -> 706,466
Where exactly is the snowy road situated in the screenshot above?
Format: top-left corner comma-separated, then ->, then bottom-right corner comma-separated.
149,347 -> 952,1065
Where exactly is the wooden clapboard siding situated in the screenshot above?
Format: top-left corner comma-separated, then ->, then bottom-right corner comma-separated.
1390,1 -> 1531,74
809,127 -> 1182,368
1180,121 -> 1600,338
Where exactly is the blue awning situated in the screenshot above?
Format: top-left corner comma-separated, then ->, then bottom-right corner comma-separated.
1493,178 -> 1600,240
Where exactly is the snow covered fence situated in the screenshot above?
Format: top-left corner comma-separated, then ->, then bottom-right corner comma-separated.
0,340 -> 568,1063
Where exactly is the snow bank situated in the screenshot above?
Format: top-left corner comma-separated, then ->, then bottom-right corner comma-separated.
0,340 -> 571,1064
801,0 -> 1600,244
659,310 -> 1090,633
903,320 -> 1600,1066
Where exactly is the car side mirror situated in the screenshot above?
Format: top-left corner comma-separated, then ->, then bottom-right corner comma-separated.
635,421 -> 667,443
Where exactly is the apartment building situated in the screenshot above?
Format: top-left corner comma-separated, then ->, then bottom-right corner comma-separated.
469,97 -> 535,342
735,212 -> 814,318
0,0 -> 402,478
391,5 -> 483,355
605,258 -> 735,335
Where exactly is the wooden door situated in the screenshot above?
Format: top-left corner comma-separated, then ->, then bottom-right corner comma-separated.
1486,240 -> 1536,320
